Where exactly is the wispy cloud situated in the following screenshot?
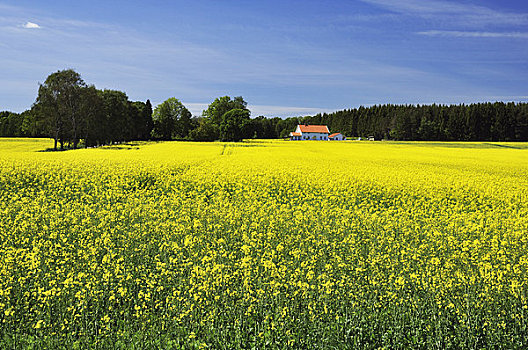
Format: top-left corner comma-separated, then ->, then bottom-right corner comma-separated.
486,96 -> 528,101
1,1 -> 526,114
0,6 -> 228,103
249,105 -> 335,117
418,30 -> 528,39
22,21 -> 40,29
358,0 -> 528,27
183,103 -> 333,118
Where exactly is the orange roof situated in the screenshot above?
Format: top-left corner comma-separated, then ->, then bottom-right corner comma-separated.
290,132 -> 301,136
329,133 -> 341,138
298,125 -> 330,133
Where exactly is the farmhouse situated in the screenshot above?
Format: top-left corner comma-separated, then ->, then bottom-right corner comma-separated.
329,132 -> 345,141
290,125 -> 346,141
289,125 -> 329,140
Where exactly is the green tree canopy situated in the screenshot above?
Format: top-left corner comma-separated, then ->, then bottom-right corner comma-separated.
152,98 -> 191,140
188,117 -> 220,141
34,69 -> 87,149
99,89 -> 130,143
80,85 -> 104,147
0,111 -> 26,137
203,96 -> 248,125
219,108 -> 251,142
143,100 -> 154,140
26,69 -> 155,147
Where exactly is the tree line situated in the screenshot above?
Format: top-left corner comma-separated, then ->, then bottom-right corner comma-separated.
1,70 -> 154,150
300,103 -> 528,141
1,69 -> 527,144
0,69 -> 267,148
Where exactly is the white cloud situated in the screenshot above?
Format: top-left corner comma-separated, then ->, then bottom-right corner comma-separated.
358,0 -> 528,27
22,21 -> 40,29
418,30 -> 528,39
248,104 -> 335,117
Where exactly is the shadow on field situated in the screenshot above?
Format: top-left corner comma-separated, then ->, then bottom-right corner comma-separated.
99,145 -> 140,150
39,142 -> 143,152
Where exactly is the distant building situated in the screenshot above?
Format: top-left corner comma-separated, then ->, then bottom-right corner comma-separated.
289,132 -> 302,140
289,125 -> 345,141
290,125 -> 329,140
329,133 -> 345,141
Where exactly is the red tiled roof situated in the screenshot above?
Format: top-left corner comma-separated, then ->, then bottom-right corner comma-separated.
290,132 -> 301,136
329,133 -> 341,138
298,125 -> 329,133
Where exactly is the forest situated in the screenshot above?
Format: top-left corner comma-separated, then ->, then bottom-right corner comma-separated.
1,69 -> 527,145
301,102 -> 528,141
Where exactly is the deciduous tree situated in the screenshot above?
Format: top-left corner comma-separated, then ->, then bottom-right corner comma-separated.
203,96 -> 248,125
34,69 -> 87,149
219,108 -> 251,142
152,98 -> 191,140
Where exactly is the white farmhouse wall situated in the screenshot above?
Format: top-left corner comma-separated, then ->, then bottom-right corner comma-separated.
301,132 -> 328,140
295,125 -> 302,134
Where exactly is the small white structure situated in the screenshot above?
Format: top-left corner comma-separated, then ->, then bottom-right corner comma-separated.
329,133 -> 346,141
290,125 -> 330,140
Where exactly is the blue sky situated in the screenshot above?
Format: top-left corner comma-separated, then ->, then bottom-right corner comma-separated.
1,0 -> 527,117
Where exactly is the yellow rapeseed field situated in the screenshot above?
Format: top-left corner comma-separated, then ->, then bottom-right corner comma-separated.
1,138 -> 528,348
